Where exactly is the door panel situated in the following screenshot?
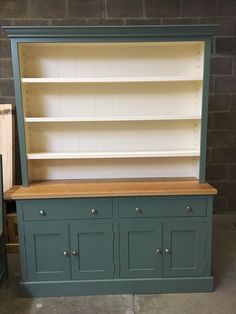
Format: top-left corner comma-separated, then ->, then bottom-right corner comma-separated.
25,223 -> 70,281
163,221 -> 206,277
71,224 -> 113,280
119,222 -> 162,278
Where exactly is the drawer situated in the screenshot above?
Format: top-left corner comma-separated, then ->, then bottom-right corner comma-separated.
21,198 -> 113,221
118,197 -> 207,218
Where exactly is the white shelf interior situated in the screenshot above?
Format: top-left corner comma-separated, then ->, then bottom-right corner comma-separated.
22,81 -> 202,119
29,157 -> 200,181
25,121 -> 201,153
19,41 -> 204,79
19,41 -> 205,181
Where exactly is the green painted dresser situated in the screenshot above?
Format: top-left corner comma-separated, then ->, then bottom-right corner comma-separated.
4,25 -> 217,296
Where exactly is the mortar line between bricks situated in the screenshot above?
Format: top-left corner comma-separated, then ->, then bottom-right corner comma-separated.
104,0 -> 108,19
65,0 -> 69,17
27,0 -> 31,18
226,164 -> 230,180
142,0 -> 146,18
180,0 -> 183,18
8,18 -> 50,21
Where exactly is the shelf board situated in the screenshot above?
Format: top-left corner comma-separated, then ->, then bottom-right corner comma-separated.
24,115 -> 201,123
21,76 -> 202,83
27,150 -> 200,160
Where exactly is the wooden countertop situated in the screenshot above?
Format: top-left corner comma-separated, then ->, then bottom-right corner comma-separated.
4,179 -> 217,200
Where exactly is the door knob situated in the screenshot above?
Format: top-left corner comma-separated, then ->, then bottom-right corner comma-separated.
156,248 -> 162,255
135,207 -> 142,213
63,251 -> 69,257
39,210 -> 46,215
72,251 -> 79,256
91,208 -> 97,215
164,248 -> 171,254
186,206 -> 192,213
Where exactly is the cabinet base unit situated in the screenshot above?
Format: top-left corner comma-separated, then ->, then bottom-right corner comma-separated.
19,277 -> 214,297
8,180 -> 217,297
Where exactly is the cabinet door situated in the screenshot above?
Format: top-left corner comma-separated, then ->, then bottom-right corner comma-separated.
25,224 -> 70,281
163,221 -> 206,277
119,222 -> 162,278
70,224 -> 114,280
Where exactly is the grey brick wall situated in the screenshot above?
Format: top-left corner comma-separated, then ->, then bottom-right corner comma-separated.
0,0 -> 235,212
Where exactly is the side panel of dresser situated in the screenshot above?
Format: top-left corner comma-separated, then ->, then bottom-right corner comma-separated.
0,155 -> 8,284
0,235 -> 8,284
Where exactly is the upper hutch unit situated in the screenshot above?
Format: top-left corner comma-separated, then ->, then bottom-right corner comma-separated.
4,26 -> 217,297
5,25 -> 216,186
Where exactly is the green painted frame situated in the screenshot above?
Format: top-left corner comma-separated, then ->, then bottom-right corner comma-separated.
0,155 -> 8,284
0,156 -> 3,232
3,25 -> 217,186
3,25 -> 218,39
10,40 -> 29,186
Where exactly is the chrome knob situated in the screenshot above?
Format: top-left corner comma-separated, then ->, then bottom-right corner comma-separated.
72,251 -> 79,256
63,251 -> 69,257
156,248 -> 162,255
91,208 -> 97,215
186,206 -> 192,213
135,207 -> 142,213
164,248 -> 171,254
39,210 -> 46,215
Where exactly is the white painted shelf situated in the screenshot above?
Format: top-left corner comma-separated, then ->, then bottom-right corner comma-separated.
24,115 -> 201,123
27,150 -> 200,160
21,76 -> 202,83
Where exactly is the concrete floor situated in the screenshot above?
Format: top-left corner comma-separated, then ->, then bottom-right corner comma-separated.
0,213 -> 236,314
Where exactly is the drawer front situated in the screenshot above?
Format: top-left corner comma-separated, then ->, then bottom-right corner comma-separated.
118,197 -> 207,218
22,198 -> 113,221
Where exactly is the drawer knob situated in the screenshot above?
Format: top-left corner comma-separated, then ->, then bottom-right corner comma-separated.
39,210 -> 46,216
164,248 -> 171,254
91,208 -> 97,215
135,207 -> 143,213
186,206 -> 192,213
63,251 -> 69,257
156,248 -> 162,255
72,250 -> 79,256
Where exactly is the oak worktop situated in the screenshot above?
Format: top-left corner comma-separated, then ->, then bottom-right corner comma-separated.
5,179 -> 217,200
